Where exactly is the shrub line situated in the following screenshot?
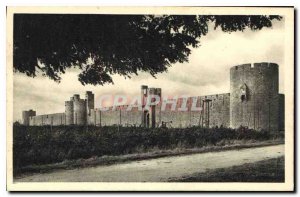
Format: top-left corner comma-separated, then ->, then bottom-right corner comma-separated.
15,139 -> 283,178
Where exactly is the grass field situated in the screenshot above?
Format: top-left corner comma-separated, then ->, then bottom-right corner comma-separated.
170,156 -> 284,182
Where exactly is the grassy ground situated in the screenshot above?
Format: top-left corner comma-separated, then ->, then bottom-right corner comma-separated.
14,140 -> 283,178
170,156 -> 284,182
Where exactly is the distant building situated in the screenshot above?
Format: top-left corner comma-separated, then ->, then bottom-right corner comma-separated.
22,109 -> 36,125
22,62 -> 284,132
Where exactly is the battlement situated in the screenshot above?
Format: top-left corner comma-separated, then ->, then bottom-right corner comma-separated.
231,62 -> 279,72
200,93 -> 230,100
65,100 -> 73,105
22,62 -> 284,131
253,62 -> 278,69
148,87 -> 162,96
73,98 -> 86,103
73,94 -> 80,101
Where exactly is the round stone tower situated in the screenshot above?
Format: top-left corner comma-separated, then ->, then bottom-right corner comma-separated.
22,109 -> 36,125
65,99 -> 74,125
73,94 -> 87,125
230,62 -> 279,131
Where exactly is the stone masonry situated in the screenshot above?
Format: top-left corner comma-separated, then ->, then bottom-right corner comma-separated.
22,62 -> 285,132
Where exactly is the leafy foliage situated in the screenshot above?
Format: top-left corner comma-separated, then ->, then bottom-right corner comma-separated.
13,14 -> 281,85
13,125 -> 279,170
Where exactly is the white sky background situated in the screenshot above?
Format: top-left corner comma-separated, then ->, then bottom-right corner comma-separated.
13,19 -> 285,122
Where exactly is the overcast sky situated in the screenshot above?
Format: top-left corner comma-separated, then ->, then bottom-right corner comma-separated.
13,19 -> 285,122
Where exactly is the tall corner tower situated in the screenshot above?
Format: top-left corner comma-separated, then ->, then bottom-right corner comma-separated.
230,62 -> 280,132
72,94 -> 87,125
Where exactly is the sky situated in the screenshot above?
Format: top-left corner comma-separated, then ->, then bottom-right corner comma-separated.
13,19 -> 285,122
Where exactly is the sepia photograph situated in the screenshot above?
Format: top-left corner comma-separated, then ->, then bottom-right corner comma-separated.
6,6 -> 294,191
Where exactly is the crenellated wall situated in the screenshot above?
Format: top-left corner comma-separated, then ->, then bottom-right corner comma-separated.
22,62 -> 285,132
160,94 -> 230,128
29,113 -> 65,126
87,106 -> 142,127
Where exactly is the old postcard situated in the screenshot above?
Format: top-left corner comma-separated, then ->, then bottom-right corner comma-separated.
6,6 -> 294,191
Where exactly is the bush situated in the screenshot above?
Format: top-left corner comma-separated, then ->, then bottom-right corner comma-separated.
13,125 -> 276,170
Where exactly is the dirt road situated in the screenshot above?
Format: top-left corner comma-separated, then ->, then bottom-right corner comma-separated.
16,144 -> 284,182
